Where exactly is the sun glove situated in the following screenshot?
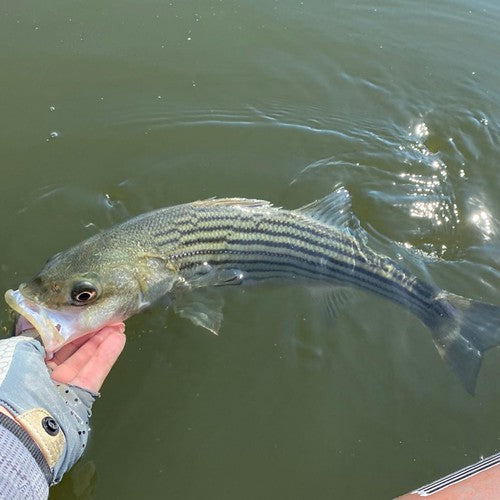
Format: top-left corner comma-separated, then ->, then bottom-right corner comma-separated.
0,335 -> 98,484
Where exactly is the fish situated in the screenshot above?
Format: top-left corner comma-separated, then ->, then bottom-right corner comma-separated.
5,189 -> 500,393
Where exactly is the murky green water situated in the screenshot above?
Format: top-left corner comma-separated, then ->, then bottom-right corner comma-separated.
1,1 -> 499,498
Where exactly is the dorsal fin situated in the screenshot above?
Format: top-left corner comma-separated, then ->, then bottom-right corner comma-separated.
193,198 -> 273,210
296,186 -> 355,229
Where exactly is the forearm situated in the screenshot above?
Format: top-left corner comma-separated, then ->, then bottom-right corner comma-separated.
0,413 -> 49,500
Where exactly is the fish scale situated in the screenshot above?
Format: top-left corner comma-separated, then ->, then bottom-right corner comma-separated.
144,202 -> 432,316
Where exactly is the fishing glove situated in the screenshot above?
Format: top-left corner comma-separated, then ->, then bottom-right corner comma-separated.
0,334 -> 97,485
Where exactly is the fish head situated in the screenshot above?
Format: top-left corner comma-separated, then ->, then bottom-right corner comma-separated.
5,236 -> 177,356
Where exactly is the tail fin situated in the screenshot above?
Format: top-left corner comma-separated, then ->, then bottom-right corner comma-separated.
425,292 -> 500,394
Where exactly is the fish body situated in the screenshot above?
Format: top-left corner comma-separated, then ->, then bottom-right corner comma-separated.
5,192 -> 500,393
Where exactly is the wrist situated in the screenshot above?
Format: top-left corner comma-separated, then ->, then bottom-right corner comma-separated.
0,403 -> 66,484
0,405 -> 16,421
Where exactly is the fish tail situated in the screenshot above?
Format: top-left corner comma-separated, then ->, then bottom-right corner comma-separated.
424,292 -> 500,394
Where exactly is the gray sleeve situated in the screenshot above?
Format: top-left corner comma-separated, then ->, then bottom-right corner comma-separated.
0,415 -> 49,500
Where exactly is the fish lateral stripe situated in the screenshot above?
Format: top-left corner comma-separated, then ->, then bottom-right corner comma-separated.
173,246 -> 435,319
154,212 -> 354,252
173,241 -> 434,313
153,210 -> 431,301
160,224 -> 362,262
170,234 -> 436,312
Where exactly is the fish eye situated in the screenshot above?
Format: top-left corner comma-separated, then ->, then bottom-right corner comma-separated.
70,281 -> 99,306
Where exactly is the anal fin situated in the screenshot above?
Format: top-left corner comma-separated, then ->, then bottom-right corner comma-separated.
308,285 -> 359,323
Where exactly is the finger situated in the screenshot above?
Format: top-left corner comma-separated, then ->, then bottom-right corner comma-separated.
50,332 -> 108,384
50,325 -> 125,383
47,323 -> 125,370
68,323 -> 125,349
70,331 -> 126,392
47,331 -> 97,369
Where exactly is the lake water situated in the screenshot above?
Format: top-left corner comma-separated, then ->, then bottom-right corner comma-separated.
1,0 -> 499,498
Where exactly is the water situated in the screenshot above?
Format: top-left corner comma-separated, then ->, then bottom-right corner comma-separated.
1,0 -> 499,498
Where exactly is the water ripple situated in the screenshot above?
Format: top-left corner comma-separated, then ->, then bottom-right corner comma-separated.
289,108 -> 499,262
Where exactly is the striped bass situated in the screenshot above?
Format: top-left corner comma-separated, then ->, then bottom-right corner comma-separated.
5,190 -> 500,393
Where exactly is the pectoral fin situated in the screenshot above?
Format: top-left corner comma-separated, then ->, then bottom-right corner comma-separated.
188,264 -> 246,288
172,289 -> 225,335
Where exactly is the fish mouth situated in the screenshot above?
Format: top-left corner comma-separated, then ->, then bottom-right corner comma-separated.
5,289 -> 72,356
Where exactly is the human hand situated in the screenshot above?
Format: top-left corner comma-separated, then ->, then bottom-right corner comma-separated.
0,324 -> 126,485
47,325 -> 126,392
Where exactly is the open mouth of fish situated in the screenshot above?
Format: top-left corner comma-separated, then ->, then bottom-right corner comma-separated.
5,289 -> 72,356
